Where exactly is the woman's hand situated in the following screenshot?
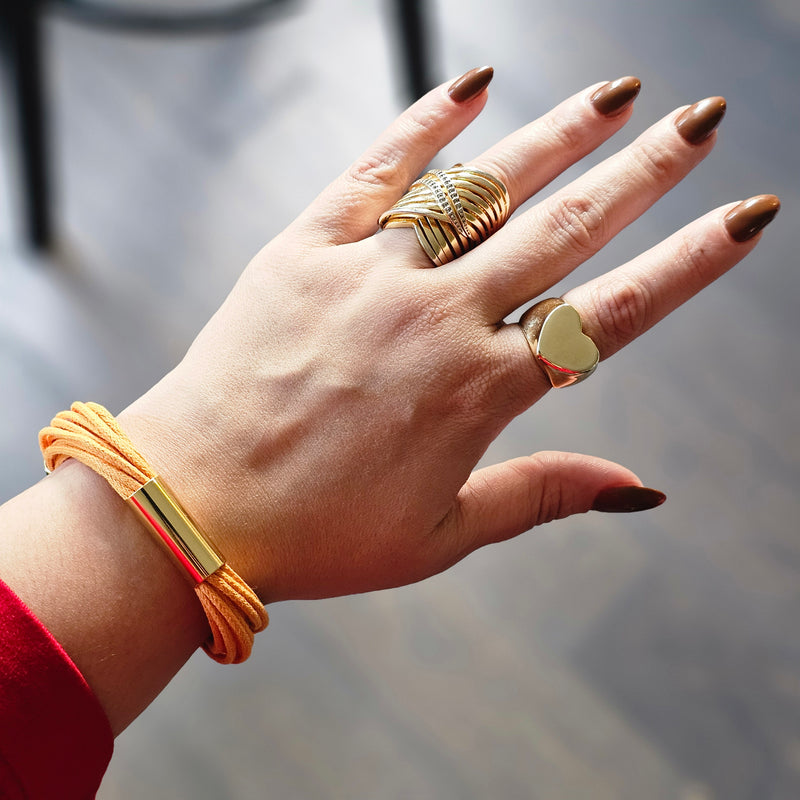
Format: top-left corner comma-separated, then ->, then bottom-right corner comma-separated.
119,69 -> 779,604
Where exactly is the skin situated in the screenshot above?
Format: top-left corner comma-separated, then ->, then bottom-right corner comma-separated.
0,76 -> 769,734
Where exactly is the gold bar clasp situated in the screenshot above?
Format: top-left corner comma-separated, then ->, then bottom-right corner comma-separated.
128,477 -> 224,583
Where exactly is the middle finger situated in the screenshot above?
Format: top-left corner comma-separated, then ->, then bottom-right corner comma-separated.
452,96 -> 727,320
376,77 -> 641,270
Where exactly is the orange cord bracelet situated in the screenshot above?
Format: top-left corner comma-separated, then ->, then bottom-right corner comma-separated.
39,401 -> 268,664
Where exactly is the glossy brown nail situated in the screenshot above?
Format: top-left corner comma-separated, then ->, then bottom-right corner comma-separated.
592,486 -> 666,513
448,66 -> 494,104
675,96 -> 727,145
590,76 -> 642,117
724,194 -> 781,242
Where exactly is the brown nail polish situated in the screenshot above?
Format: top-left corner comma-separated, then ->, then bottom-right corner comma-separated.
590,76 -> 642,117
675,96 -> 727,145
592,486 -> 666,513
448,66 -> 494,104
724,194 -> 781,243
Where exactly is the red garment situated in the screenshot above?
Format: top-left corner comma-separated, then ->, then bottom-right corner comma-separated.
0,578 -> 113,799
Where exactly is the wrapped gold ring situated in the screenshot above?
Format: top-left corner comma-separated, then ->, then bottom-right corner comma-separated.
379,165 -> 510,266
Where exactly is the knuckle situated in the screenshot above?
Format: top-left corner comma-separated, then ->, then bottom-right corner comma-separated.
592,277 -> 655,352
526,454 -> 571,527
400,111 -> 444,151
346,147 -> 401,190
534,480 -> 565,527
548,193 -> 608,258
541,112 -> 587,156
632,138 -> 678,188
677,236 -> 717,284
347,112 -> 444,191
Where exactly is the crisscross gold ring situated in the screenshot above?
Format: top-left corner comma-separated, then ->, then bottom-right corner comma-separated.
379,165 -> 510,266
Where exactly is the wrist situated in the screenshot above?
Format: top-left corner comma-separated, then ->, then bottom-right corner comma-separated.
0,459 -> 208,734
116,390 -> 269,596
40,399 -> 269,664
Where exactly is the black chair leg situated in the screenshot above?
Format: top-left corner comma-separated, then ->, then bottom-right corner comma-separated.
0,0 -> 426,250
388,0 -> 435,103
0,2 -> 51,250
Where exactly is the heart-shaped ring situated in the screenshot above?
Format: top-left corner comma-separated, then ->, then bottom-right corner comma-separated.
519,299 -> 599,388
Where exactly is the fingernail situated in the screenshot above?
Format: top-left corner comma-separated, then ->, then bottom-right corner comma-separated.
590,76 -> 642,117
675,96 -> 727,145
592,486 -> 666,513
724,194 -> 781,242
448,66 -> 494,104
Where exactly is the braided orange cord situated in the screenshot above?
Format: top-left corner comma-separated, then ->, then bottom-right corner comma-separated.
39,401 -> 268,664
40,402 -> 153,496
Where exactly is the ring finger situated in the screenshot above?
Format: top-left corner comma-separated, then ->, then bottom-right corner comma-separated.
495,194 -> 780,400
453,95 -> 727,320
375,76 -> 643,268
564,194 -> 780,359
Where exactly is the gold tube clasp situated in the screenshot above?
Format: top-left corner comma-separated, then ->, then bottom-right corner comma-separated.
128,477 -> 224,583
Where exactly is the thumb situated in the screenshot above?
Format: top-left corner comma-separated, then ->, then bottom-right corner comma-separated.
441,451 -> 665,554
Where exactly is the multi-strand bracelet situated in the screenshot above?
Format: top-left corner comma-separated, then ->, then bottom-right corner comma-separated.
39,402 -> 268,664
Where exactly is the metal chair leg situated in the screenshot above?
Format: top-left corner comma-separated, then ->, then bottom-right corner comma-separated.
0,2 -> 51,250
388,0 -> 436,103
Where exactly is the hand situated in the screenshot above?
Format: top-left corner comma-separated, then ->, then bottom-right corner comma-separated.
119,70 -> 778,604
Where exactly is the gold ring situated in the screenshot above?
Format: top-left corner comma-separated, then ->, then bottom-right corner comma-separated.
378,165 -> 510,266
519,299 -> 599,388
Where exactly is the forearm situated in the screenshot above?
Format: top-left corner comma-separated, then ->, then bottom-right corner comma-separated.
0,458 -> 208,735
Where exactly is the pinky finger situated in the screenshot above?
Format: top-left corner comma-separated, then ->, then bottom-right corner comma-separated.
565,194 -> 780,360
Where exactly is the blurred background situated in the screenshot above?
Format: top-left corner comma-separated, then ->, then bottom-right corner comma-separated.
1,0 -> 799,798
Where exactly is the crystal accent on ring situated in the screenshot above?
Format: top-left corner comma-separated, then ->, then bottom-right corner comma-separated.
378,165 -> 510,266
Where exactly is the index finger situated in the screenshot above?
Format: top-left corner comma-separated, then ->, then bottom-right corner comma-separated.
294,67 -> 494,245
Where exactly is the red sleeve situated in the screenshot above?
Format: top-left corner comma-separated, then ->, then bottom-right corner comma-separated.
0,578 -> 113,799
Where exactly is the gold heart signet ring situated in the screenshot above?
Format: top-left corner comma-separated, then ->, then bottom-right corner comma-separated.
519,299 -> 599,388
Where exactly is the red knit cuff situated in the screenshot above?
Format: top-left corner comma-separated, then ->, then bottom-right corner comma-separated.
0,578 -> 113,799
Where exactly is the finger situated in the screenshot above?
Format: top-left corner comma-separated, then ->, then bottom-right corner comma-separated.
470,75 -> 641,217
482,195 -> 780,420
372,77 -> 642,270
294,67 -> 494,246
562,194 -> 781,360
460,97 -> 727,320
433,452 -> 663,564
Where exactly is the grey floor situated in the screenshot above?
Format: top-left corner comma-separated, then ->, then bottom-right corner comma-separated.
1,1 -> 799,798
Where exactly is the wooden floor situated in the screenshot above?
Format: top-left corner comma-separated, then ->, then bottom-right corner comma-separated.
1,1 -> 799,798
